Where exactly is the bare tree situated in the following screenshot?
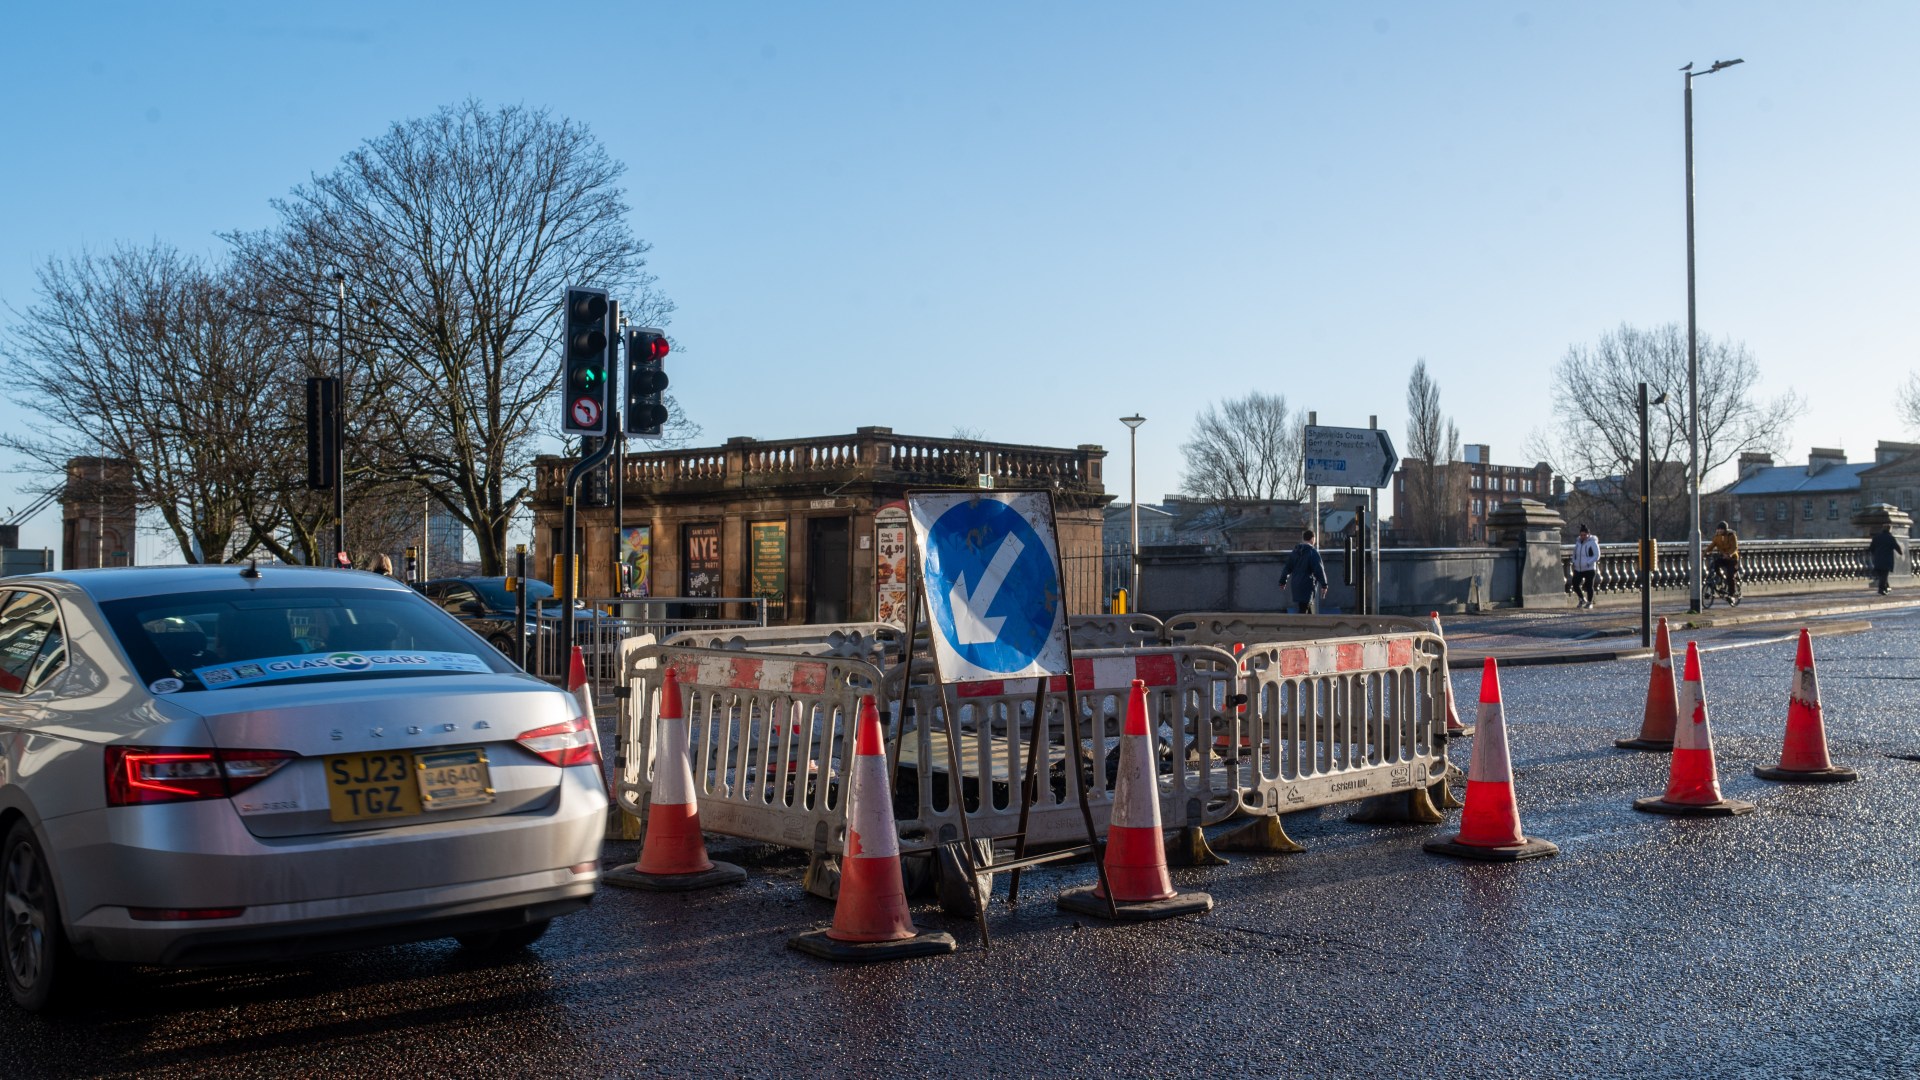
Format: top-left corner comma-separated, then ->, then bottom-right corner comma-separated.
1179,392 -> 1305,503
1899,371 -> 1920,433
1400,359 -> 1465,545
229,100 -> 679,574
1,245 -> 289,562
1528,323 -> 1801,539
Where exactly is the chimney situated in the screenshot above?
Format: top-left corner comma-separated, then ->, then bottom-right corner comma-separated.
1806,447 -> 1846,476
1738,452 -> 1773,479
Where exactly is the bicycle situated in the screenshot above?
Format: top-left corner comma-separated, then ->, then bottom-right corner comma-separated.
1704,560 -> 1741,608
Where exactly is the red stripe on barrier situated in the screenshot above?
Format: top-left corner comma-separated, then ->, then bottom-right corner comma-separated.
1337,642 -> 1365,671
957,680 -> 1006,698
728,656 -> 763,689
1135,653 -> 1179,687
791,661 -> 828,695
1279,648 -> 1309,677
1389,638 -> 1413,667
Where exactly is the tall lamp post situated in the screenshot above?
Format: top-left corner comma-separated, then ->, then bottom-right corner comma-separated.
1682,57 -> 1744,612
1639,384 -> 1669,647
331,271 -> 348,568
1120,415 -> 1146,610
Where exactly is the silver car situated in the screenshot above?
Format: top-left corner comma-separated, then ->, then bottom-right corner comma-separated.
0,565 -> 605,1012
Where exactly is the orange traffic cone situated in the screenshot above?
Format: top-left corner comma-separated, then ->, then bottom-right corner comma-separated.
1634,642 -> 1755,817
790,696 -> 956,961
1754,629 -> 1859,783
1616,617 -> 1678,751
605,665 -> 748,890
1430,612 -> 1473,738
1424,658 -> 1558,861
1060,679 -> 1214,920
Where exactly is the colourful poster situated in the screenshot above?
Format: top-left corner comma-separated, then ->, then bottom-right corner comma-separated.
874,506 -> 909,627
619,526 -> 651,597
683,522 -> 722,599
749,521 -> 789,622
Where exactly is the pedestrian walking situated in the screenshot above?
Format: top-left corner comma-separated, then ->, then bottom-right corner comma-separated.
1571,523 -> 1600,609
1281,530 -> 1330,614
366,553 -> 394,576
1868,524 -> 1903,595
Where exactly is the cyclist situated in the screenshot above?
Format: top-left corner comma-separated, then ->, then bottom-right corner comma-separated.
1709,520 -> 1741,601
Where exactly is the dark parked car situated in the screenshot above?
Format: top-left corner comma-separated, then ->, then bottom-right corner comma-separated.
416,577 -> 552,656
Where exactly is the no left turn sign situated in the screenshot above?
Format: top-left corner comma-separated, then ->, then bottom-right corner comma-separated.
570,397 -> 602,429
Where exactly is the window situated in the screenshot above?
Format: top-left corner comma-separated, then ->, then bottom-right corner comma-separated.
1775,502 -> 1787,521
1472,498 -> 1484,515
1471,475 -> 1483,489
1827,499 -> 1838,520
1803,500 -> 1814,520
0,591 -> 65,695
1851,497 -> 1863,511
1732,504 -> 1741,523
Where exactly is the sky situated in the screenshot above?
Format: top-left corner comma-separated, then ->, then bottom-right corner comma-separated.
2,1 -> 1916,562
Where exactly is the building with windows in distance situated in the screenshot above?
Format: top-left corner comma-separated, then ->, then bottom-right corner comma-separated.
1707,443 -> 1920,540
1392,444 -> 1554,545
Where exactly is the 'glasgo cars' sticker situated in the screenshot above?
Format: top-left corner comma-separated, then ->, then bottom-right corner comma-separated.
192,651 -> 492,689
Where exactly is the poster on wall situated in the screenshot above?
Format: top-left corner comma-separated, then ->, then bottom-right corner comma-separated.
873,504 -> 909,627
749,521 -> 788,622
682,523 -> 722,599
619,526 -> 651,597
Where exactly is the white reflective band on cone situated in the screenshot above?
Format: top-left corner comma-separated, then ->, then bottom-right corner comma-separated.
1467,701 -> 1512,783
845,751 -> 898,859
1675,680 -> 1712,752
1109,732 -> 1160,830
652,717 -> 695,804
1793,664 -> 1818,708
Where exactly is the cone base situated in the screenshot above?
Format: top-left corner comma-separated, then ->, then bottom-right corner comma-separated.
1632,796 -> 1756,817
787,927 -> 956,962
1445,725 -> 1476,739
1423,834 -> 1558,862
1057,885 -> 1212,921
1754,764 -> 1859,784
603,860 -> 747,892
1614,737 -> 1675,752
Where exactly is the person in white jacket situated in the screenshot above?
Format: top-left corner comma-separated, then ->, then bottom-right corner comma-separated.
1570,523 -> 1601,608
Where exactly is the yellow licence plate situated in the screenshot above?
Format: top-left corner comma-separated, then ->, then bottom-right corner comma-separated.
324,747 -> 494,823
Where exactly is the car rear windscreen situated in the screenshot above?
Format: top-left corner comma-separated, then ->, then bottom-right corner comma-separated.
100,587 -> 520,692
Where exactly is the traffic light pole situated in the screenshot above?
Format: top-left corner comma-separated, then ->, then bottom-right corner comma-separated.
559,435 -> 617,677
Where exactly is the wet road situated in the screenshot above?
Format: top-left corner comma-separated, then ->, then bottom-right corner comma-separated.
10,612 -> 1920,1078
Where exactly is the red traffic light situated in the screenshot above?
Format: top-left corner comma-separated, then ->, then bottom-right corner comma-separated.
642,335 -> 669,360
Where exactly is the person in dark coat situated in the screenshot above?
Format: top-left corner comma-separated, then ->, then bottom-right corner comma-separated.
1281,529 -> 1330,614
1869,525 -> 1903,595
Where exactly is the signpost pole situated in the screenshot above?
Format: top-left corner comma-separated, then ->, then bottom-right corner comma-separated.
1369,415 -> 1381,616
1307,411 -> 1318,564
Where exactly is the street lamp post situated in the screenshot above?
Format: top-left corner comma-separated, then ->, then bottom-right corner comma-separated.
1682,57 -> 1744,612
1120,415 -> 1146,611
1639,384 -> 1669,647
331,271 -> 348,568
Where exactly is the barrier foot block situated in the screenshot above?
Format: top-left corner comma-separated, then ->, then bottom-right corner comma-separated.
1347,786 -> 1446,825
1165,825 -> 1229,867
1614,738 -> 1675,752
604,805 -> 643,841
1422,835 -> 1559,862
1057,886 -> 1213,922
1431,776 -> 1465,810
1445,725 -> 1476,739
1754,764 -> 1859,784
603,860 -> 748,892
1631,796 -> 1756,818
787,929 -> 957,963
802,851 -> 841,900
1215,814 -> 1305,855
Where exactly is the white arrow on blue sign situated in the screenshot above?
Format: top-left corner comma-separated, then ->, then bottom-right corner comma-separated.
1303,425 -> 1400,488
909,491 -> 1069,682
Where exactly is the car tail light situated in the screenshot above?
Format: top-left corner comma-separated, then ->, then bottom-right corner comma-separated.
128,907 -> 246,921
516,715 -> 599,767
105,747 -> 296,806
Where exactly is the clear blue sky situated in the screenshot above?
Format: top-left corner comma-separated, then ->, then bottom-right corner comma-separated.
3,2 -> 1916,559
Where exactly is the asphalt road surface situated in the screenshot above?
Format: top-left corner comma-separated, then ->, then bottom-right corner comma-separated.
10,611 -> 1920,1079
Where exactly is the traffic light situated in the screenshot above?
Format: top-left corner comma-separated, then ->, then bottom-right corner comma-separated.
560,286 -> 611,436
625,327 -> 670,438
581,435 -> 610,506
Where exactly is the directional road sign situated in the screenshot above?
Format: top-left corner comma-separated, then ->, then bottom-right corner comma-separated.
1303,425 -> 1400,488
908,491 -> 1069,683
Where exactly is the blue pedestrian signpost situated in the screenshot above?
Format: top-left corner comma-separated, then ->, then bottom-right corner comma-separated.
908,491 -> 1069,683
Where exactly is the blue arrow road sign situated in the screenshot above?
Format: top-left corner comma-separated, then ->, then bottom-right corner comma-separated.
910,492 -> 1069,681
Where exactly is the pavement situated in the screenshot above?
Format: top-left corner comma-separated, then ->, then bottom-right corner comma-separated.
1434,584 -> 1918,666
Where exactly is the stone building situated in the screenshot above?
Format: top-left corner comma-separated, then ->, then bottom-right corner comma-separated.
1708,443 -> 1920,539
529,427 -> 1112,624
1392,444 -> 1554,545
61,457 -> 136,569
